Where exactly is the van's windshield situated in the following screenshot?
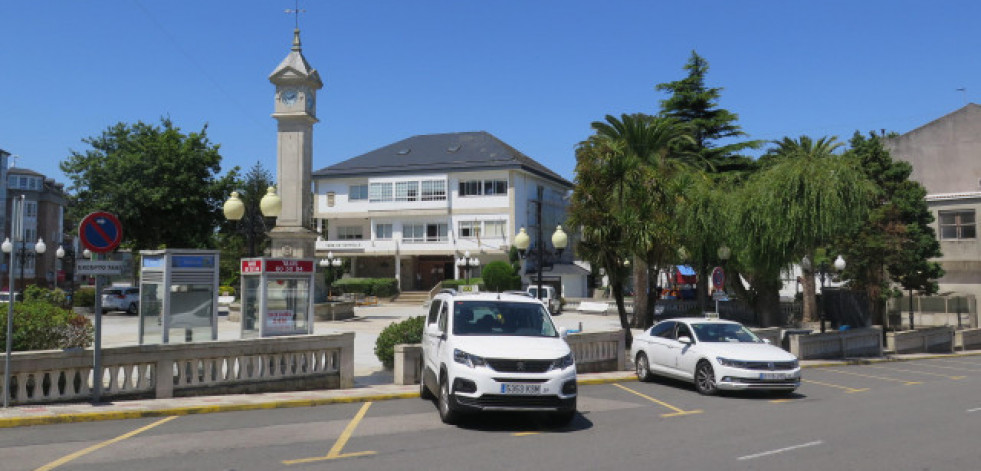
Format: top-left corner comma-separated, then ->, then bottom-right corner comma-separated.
452,301 -> 558,337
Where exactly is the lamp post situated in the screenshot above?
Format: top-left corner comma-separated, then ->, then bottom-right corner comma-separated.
3,195 -> 45,407
802,254 -> 845,333
715,245 -> 730,315
55,245 -> 77,308
514,224 -> 568,303
223,186 -> 283,257
319,251 -> 343,299
456,250 -> 479,287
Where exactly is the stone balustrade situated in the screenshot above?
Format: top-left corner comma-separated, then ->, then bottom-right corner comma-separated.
788,327 -> 883,360
887,327 -> 954,354
955,327 -> 981,351
0,333 -> 354,406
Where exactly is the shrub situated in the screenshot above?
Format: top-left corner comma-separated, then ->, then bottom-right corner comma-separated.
442,278 -> 484,290
219,285 -> 236,296
374,315 -> 426,369
480,261 -> 521,292
0,300 -> 93,351
73,287 -> 96,308
333,278 -> 399,297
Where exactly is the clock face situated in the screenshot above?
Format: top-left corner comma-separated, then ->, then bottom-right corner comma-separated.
280,89 -> 299,105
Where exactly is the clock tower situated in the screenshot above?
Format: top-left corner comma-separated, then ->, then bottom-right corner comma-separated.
268,28 -> 323,258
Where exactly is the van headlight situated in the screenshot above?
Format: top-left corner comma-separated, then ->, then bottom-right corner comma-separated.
454,349 -> 487,368
550,353 -> 575,371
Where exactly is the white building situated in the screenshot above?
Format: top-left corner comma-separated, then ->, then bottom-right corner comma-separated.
312,131 -> 584,294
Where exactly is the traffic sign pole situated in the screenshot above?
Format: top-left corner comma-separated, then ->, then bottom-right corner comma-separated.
92,252 -> 103,404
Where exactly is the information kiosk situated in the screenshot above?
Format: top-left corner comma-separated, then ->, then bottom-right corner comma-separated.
138,249 -> 220,344
239,257 -> 315,338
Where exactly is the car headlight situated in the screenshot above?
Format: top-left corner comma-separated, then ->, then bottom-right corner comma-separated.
716,357 -> 751,368
550,353 -> 575,371
453,349 -> 487,368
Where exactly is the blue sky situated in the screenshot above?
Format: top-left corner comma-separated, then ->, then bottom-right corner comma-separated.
1,1 -> 978,188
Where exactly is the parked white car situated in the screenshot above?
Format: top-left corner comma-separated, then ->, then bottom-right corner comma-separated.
421,292 -> 578,425
101,287 -> 140,315
526,285 -> 561,314
630,317 -> 800,395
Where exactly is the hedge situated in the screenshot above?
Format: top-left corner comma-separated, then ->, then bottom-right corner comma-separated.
332,278 -> 399,297
441,278 -> 484,290
374,316 -> 426,369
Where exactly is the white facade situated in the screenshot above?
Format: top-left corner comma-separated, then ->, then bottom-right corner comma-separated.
313,167 -> 571,291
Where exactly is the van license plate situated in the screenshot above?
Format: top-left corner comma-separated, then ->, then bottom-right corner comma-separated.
501,383 -> 542,395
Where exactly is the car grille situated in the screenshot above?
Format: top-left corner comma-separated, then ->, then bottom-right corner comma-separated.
456,394 -> 566,409
486,359 -> 552,373
742,361 -> 797,371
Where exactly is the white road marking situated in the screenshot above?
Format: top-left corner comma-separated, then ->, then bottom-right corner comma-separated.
968,407 -> 981,413
738,440 -> 824,461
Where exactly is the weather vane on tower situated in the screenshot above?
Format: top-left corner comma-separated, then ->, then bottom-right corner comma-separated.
285,0 -> 306,29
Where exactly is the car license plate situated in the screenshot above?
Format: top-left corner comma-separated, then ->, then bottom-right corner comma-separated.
501,383 -> 542,395
760,372 -> 792,380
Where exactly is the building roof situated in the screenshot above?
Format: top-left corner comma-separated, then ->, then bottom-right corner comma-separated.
314,131 -> 573,188
7,167 -> 44,177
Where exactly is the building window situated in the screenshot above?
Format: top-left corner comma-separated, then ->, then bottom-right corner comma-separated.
484,180 -> 507,195
349,185 -> 368,201
375,223 -> 393,240
19,177 -> 27,189
395,181 -> 419,202
337,226 -> 364,240
939,210 -> 976,240
326,192 -> 335,207
369,182 -> 393,202
24,202 -> 37,217
421,180 -> 446,201
403,223 -> 447,243
484,220 -> 506,238
459,221 -> 479,238
459,180 -> 482,196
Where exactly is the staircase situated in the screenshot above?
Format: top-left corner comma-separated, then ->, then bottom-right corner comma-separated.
391,290 -> 431,306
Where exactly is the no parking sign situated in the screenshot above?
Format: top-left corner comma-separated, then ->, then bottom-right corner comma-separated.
79,211 -> 123,254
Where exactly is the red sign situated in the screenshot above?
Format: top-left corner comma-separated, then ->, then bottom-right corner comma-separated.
241,259 -> 263,273
240,259 -> 314,274
266,259 -> 314,273
712,266 -> 726,291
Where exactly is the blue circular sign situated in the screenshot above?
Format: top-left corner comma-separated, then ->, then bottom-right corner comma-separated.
79,211 -> 123,253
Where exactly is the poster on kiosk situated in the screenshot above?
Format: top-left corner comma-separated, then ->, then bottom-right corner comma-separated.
240,258 -> 315,338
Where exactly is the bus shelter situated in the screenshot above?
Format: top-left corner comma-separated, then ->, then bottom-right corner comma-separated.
240,258 -> 315,338
139,249 -> 220,344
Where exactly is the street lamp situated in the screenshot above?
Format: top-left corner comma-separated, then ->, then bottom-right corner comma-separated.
514,224 -> 568,303
223,186 -> 282,257
456,250 -> 480,286
2,195 -> 41,408
715,245 -> 731,314
55,245 -> 77,308
802,254 -> 845,333
2,237 -> 47,293
319,251 -> 343,299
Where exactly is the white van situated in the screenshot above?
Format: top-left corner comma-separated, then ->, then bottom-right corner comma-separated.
526,285 -> 560,314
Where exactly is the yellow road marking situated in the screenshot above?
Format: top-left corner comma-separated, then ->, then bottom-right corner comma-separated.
927,358 -> 981,369
802,379 -> 869,393
904,362 -> 978,372
866,365 -> 965,380
283,402 -> 377,465
825,368 -> 921,385
613,383 -> 702,417
769,399 -> 795,403
35,415 -> 178,471
512,432 -> 542,437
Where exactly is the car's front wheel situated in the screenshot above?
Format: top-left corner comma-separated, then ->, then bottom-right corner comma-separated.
694,361 -> 719,396
635,352 -> 653,382
438,376 -> 459,424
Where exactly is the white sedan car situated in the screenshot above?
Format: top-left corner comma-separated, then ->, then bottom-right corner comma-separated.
631,317 -> 800,395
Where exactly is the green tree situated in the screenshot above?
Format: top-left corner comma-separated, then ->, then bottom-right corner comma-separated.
481,261 -> 520,292
60,118 -> 238,251
656,51 -> 762,312
568,136 -> 635,345
733,136 -> 875,325
836,132 -> 943,326
656,50 -> 761,175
